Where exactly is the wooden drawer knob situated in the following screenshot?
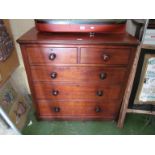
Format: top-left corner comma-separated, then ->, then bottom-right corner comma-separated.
52,90 -> 59,96
102,54 -> 110,61
100,72 -> 107,80
49,53 -> 56,60
95,107 -> 101,113
53,107 -> 60,112
51,72 -> 57,79
96,90 -> 103,96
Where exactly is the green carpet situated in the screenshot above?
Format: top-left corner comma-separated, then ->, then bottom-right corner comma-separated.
22,108 -> 155,135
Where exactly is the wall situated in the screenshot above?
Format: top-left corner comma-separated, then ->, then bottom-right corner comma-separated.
9,19 -> 35,94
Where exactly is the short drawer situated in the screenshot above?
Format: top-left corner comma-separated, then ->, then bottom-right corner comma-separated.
37,100 -> 120,117
80,47 -> 131,65
26,47 -> 77,64
33,83 -> 122,100
31,66 -> 127,84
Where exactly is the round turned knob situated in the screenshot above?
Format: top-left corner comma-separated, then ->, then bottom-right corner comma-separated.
50,72 -> 57,79
100,72 -> 107,80
102,54 -> 110,61
52,90 -> 59,96
53,107 -> 60,112
96,90 -> 103,96
49,53 -> 56,60
95,107 -> 101,113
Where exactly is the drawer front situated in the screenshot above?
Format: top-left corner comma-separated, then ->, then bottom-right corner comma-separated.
33,83 -> 122,100
80,47 -> 131,65
26,47 -> 77,64
37,100 -> 120,117
31,66 -> 127,84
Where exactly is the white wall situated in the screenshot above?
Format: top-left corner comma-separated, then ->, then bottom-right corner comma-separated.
9,19 -> 35,95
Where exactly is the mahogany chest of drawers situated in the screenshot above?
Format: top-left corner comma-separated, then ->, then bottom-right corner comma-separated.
17,28 -> 139,120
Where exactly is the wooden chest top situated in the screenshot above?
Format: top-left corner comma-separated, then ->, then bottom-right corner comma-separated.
17,27 -> 139,46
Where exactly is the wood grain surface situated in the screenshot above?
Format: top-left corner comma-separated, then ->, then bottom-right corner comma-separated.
17,27 -> 138,120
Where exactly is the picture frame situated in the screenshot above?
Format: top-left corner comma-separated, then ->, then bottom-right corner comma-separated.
0,107 -> 20,135
134,54 -> 155,104
129,48 -> 155,111
0,78 -> 30,131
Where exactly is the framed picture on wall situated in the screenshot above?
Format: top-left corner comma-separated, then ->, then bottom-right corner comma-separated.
135,54 -> 155,104
0,107 -> 20,135
0,78 -> 30,131
129,48 -> 155,111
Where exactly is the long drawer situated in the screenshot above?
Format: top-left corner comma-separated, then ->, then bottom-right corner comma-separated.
30,66 -> 127,84
33,82 -> 122,100
80,47 -> 131,65
26,47 -> 78,64
37,100 -> 120,118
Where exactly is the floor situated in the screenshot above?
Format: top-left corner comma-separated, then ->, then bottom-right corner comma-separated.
22,108 -> 155,135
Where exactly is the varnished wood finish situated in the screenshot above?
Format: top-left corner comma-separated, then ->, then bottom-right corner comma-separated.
17,27 -> 139,121
80,47 -> 131,65
17,28 -> 139,45
33,82 -> 122,100
30,66 -> 127,84
26,47 -> 77,64
37,100 -> 120,118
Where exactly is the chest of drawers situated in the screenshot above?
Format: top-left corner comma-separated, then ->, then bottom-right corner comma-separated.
17,28 -> 139,120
